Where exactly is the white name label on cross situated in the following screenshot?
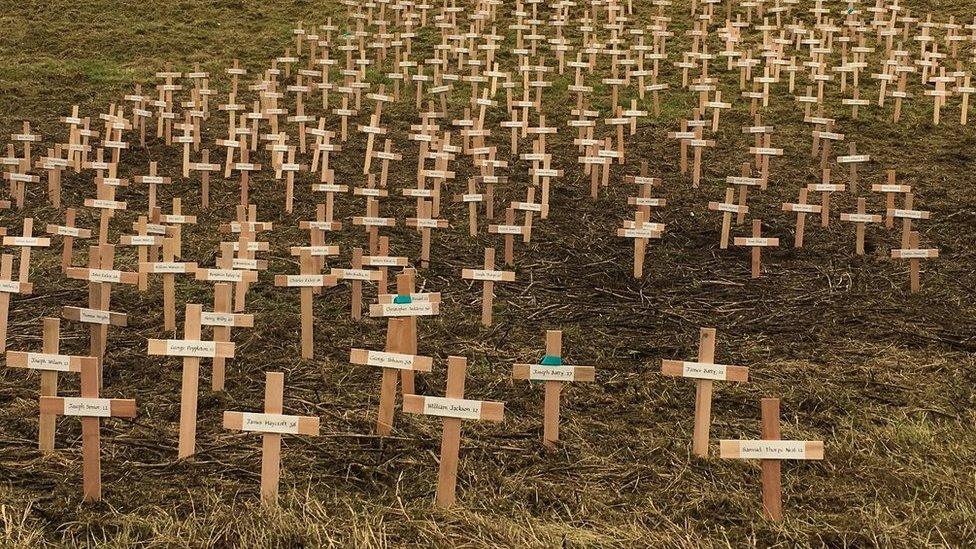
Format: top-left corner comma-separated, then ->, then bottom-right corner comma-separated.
421,396 -> 483,420
240,412 -> 302,434
63,397 -> 112,417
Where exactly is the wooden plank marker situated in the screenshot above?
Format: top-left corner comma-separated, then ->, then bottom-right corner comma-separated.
661,327 -> 747,456
839,198 -> 882,255
403,356 -> 504,507
720,398 -> 824,521
512,330 -> 595,447
223,371 -> 320,505
39,359 -> 136,501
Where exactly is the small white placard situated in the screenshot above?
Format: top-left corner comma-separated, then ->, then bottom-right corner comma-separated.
240,412 -> 301,434
63,397 -> 112,417
528,365 -> 576,381
26,353 -> 72,371
422,397 -> 482,420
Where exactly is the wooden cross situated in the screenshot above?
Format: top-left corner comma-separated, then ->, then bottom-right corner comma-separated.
661,327 -> 748,456
134,162 -> 171,215
488,208 -> 527,266
462,247 -> 514,326
840,198 -> 882,255
405,200 -> 448,267
873,170 -> 911,228
734,220 -> 779,279
0,254 -> 31,352
720,398 -> 824,521
892,232 -> 939,293
223,371 -> 320,504
39,359 -> 136,501
65,244 -> 138,377
45,208 -> 92,272
147,303 -> 235,458
370,271 -> 440,398
188,149 -> 220,208
781,190 -> 822,248
708,188 -> 748,249
331,247 -> 382,320
403,356 -> 504,507
512,330 -> 595,447
807,169 -> 846,227
139,237 -> 198,332
35,146 -> 69,208
350,347 -> 433,436
836,143 -> 870,192
204,283 -> 254,391
6,317 -> 95,453
617,210 -> 663,277
3,218 -> 51,283
890,193 -> 932,249
274,250 -> 338,358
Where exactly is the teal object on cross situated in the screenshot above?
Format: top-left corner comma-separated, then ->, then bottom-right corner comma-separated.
393,295 -> 413,304
540,355 -> 562,366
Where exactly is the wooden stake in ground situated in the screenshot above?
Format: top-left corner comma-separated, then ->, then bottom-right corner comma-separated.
223,371 -> 320,504
274,250 -> 338,358
147,304 -> 235,458
512,330 -> 595,447
872,170 -> 911,229
720,398 -> 824,521
461,247 -> 514,326
734,220 -> 779,279
661,327 -> 748,457
403,356 -> 504,507
891,232 -> 939,293
39,359 -> 136,501
350,347 -> 433,436
6,317 -> 94,453
840,198 -> 882,255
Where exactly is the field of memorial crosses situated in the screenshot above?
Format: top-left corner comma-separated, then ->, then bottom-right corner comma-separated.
0,0 -> 975,546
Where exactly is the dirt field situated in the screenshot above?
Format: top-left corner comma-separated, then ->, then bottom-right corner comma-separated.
1,0 -> 975,547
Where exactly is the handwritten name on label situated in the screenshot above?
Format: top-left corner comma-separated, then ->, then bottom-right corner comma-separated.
63,397 -> 112,417
165,340 -> 218,357
286,275 -> 326,286
422,397 -> 482,419
528,365 -> 576,381
681,362 -> 728,380
26,353 -> 72,371
56,226 -> 83,237
492,225 -> 524,235
0,280 -> 22,293
89,269 -> 122,283
240,412 -> 301,434
789,204 -> 819,213
153,262 -> 188,273
6,237 -> 46,246
366,350 -> 417,369
735,440 -> 812,459
896,249 -> 936,259
467,269 -> 510,282
200,312 -> 236,326
377,302 -> 436,316
739,238 -> 775,246
206,269 -> 243,282
79,308 -> 112,324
